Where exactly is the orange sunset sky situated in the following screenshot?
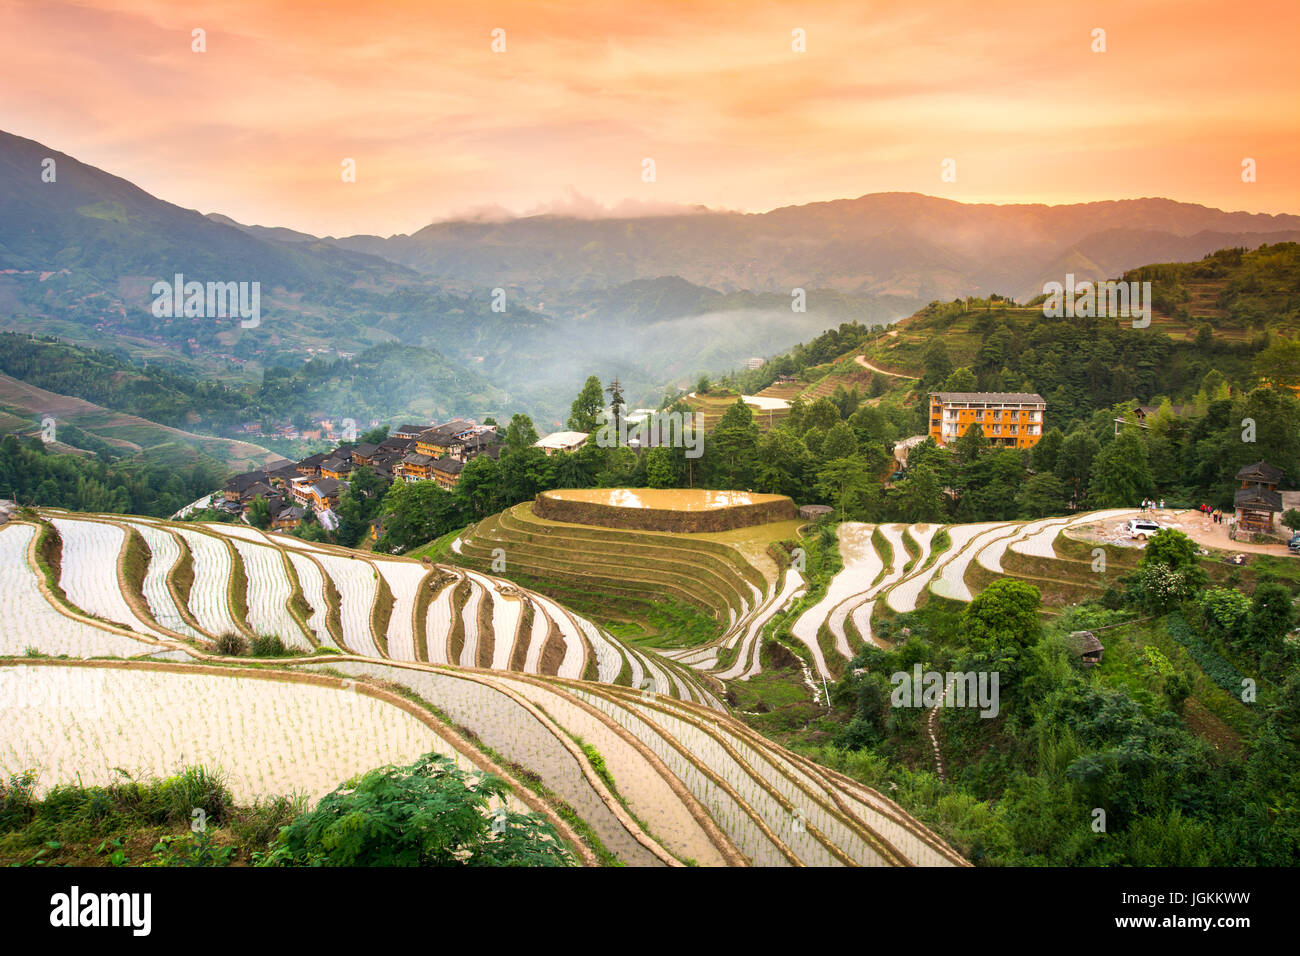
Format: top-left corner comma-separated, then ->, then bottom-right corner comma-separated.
2,0 -> 1297,236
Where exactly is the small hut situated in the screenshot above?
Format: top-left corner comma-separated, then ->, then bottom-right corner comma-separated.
1067,630 -> 1105,667
1234,460 -> 1284,533
799,504 -> 834,521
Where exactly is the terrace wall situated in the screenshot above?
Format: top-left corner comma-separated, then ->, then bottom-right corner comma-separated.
534,491 -> 797,533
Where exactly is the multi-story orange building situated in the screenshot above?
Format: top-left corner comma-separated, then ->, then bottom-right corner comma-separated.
929,392 -> 1045,449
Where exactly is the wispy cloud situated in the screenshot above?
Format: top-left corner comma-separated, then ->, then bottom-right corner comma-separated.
3,0 -> 1296,235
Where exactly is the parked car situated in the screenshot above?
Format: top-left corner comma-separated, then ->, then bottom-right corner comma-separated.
1288,533 -> 1300,553
1125,518 -> 1162,540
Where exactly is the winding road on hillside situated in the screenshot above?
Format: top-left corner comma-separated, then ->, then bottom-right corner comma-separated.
854,355 -> 918,379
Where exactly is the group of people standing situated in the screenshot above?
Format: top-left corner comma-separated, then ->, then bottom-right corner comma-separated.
1141,498 -> 1166,511
1198,502 -> 1226,524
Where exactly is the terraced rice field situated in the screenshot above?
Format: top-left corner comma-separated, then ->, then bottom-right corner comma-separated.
18,510 -> 713,701
3,504 -> 1054,866
50,516 -> 169,639
0,523 -> 159,658
788,509 -> 1141,674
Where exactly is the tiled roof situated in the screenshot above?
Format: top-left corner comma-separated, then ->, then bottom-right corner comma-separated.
931,392 -> 1045,404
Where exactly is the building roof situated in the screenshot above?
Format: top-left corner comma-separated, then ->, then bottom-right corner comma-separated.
275,506 -> 305,522
297,452 -> 330,469
1236,460 -> 1284,484
402,453 -> 434,466
379,436 -> 415,451
463,432 -> 503,453
418,423 -> 468,445
534,431 -> 589,450
799,504 -> 834,518
931,392 -> 1045,404
432,456 -> 465,475
1067,630 -> 1104,656
1235,486 -> 1283,511
394,424 -> 427,435
310,477 -> 343,496
320,458 -> 352,473
352,442 -> 380,458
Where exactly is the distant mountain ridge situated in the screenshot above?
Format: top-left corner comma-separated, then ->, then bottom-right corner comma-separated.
2,126 -> 1297,421
323,192 -> 1300,301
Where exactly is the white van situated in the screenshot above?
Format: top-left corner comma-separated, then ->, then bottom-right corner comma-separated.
1125,518 -> 1161,540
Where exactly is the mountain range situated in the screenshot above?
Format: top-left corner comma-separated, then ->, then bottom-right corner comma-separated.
2,127 -> 1297,422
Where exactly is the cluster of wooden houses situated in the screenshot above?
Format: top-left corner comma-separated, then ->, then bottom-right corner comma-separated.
216,419 -> 500,529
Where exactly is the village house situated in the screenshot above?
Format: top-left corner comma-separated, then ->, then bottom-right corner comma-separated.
295,452 -> 330,477
271,505 -> 305,530
929,392 -> 1045,449
301,476 -> 344,511
1067,631 -> 1105,667
393,424 -> 428,441
458,430 -> 503,462
534,430 -> 589,455
320,457 -> 352,480
431,456 -> 464,489
1113,403 -> 1188,436
400,452 -> 436,481
1234,460 -> 1284,534
415,423 -> 468,460
350,442 -> 381,466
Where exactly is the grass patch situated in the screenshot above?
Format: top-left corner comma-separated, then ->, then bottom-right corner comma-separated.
369,567 -> 394,658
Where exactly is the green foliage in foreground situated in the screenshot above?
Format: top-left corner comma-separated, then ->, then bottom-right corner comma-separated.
262,753 -> 572,867
1,754 -> 573,868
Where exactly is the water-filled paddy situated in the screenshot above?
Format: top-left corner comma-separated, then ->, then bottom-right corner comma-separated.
545,488 -> 785,511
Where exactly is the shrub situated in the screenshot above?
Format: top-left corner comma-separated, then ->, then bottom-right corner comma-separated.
250,634 -> 289,657
0,771 -> 37,832
261,753 -> 572,867
1197,588 -> 1252,643
214,632 -> 246,656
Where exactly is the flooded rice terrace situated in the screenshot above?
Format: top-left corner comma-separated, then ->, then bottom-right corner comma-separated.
545,488 -> 786,511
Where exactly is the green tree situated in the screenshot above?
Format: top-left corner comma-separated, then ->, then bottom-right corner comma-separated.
263,753 -> 571,867
606,379 -> 626,439
1087,431 -> 1152,508
922,339 -> 953,387
644,447 -> 676,488
942,367 -> 978,391
1054,429 -> 1100,508
503,414 -> 540,455
960,579 -> 1043,705
893,463 -> 945,523
753,430 -> 813,498
805,397 -> 841,432
707,400 -> 760,489
821,421 -> 859,461
815,458 -> 873,516
246,495 -> 271,530
1014,472 -> 1067,518
1031,427 -> 1065,474
1248,581 -> 1295,652
953,421 -> 989,465
567,376 -> 604,432
453,455 -> 502,518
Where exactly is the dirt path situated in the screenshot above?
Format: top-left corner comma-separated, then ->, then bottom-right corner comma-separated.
854,355 -> 918,379
1068,509 -> 1295,557
927,676 -> 957,781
